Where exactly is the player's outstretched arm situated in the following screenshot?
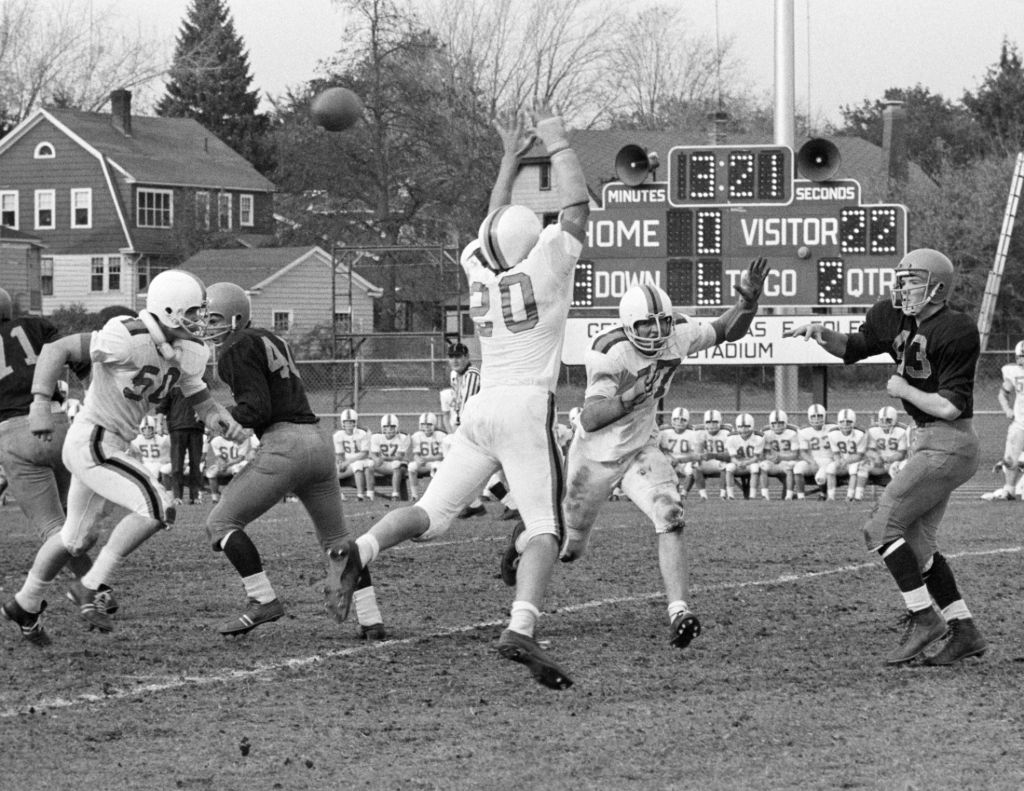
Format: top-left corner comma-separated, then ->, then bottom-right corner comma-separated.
488,110 -> 535,212
28,333 -> 91,440
783,322 -> 849,358
531,102 -> 589,242
711,257 -> 770,343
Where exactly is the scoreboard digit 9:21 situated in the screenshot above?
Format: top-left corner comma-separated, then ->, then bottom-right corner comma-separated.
569,143 -> 908,313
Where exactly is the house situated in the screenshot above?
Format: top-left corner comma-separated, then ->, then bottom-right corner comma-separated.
0,226 -> 45,313
180,245 -> 382,336
0,89 -> 275,314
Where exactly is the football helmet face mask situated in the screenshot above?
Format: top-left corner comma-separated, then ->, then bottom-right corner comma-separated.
380,414 -> 399,439
837,409 -> 856,434
619,284 -> 675,355
890,249 -> 954,316
146,270 -> 208,338
339,409 -> 358,433
807,404 -> 827,429
769,410 -> 788,433
703,409 -> 722,433
140,416 -> 157,439
0,287 -> 12,321
1015,340 -> 1024,367
419,412 -> 436,435
736,413 -> 755,438
670,407 -> 690,431
877,406 -> 898,428
477,205 -> 542,273
205,282 -> 251,345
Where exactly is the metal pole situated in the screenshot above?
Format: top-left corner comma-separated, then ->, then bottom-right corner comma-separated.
977,152 -> 1024,351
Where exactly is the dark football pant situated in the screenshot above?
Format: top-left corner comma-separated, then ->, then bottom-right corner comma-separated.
0,412 -> 70,540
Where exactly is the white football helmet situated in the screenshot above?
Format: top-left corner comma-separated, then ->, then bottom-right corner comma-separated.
837,409 -> 856,433
619,284 -> 675,355
477,205 -> 542,272
568,406 -> 582,429
807,403 -> 827,429
703,409 -> 722,431
146,269 -> 208,337
671,407 -> 690,431
339,409 -> 358,431
205,282 -> 251,344
140,415 -> 157,438
890,249 -> 954,316
1015,340 -> 1024,366
877,406 -> 898,428
736,413 -> 755,437
419,412 -> 437,434
769,410 -> 788,432
380,413 -> 399,439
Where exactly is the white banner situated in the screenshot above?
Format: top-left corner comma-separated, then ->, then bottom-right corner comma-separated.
562,315 -> 892,366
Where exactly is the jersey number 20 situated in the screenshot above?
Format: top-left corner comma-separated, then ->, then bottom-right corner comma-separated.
469,273 -> 538,336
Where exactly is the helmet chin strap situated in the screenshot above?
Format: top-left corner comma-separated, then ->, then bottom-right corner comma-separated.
139,310 -> 178,361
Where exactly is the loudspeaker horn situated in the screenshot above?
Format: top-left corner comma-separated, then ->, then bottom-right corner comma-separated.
796,138 -> 841,181
614,144 -> 660,187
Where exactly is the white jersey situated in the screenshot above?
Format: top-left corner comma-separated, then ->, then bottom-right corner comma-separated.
370,431 -> 411,461
865,424 -> 909,463
130,432 -> 170,474
464,223 -> 583,392
210,434 -> 258,474
827,427 -> 867,462
697,427 -> 732,460
79,315 -> 209,442
575,318 -> 717,461
410,430 -> 447,461
332,427 -> 370,461
798,425 -> 834,463
1001,363 -> 1024,426
658,427 -> 699,462
725,432 -> 764,465
764,427 -> 800,460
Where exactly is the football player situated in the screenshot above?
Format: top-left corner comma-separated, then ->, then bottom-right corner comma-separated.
202,282 -> 384,640
408,412 -> 447,500
785,248 -> 987,665
332,409 -> 372,500
852,406 -> 909,500
658,407 -> 700,496
326,105 -> 589,689
825,409 -> 866,501
693,409 -> 732,500
3,270 -> 244,643
760,410 -> 799,500
205,432 -> 259,503
368,414 -> 410,501
130,415 -> 172,486
724,413 -> 764,500
558,256 -> 768,652
981,339 -> 1024,500
793,404 -> 834,499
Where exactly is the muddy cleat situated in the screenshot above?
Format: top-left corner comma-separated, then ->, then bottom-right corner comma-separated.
924,617 -> 988,665
324,542 -> 362,623
66,579 -> 113,632
886,607 -> 947,665
497,629 -> 573,690
217,598 -> 285,636
359,623 -> 387,641
94,584 -> 119,615
2,599 -> 51,647
669,610 -> 702,649
500,520 -> 526,587
457,504 -> 487,519
980,488 -> 1014,501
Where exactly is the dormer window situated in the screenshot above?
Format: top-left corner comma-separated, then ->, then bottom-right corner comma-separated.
34,142 -> 55,159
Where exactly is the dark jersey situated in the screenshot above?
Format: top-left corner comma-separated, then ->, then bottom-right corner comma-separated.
216,327 -> 317,437
843,299 -> 977,423
0,317 -> 87,423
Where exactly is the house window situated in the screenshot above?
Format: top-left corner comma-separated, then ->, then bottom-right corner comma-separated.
137,188 -> 173,228
70,188 -> 92,228
539,163 -> 551,191
107,256 -> 121,291
34,142 -> 55,159
0,191 -> 18,228
195,191 -> 210,230
35,190 -> 55,229
272,311 -> 291,332
218,193 -> 232,230
41,257 -> 54,296
239,194 -> 254,227
91,257 -> 105,291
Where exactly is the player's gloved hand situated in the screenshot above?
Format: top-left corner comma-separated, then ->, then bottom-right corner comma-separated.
735,256 -> 770,308
533,102 -> 569,153
29,401 -> 55,441
216,416 -> 248,443
560,528 -> 591,563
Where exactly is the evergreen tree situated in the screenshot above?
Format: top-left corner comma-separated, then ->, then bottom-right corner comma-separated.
963,39 -> 1024,156
156,0 -> 271,172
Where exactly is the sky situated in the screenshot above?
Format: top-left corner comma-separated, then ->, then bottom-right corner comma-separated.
114,0 -> 1024,124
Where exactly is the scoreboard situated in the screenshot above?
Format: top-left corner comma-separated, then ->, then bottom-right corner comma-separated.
570,144 -> 908,314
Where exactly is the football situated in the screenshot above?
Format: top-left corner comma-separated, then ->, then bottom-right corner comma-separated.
310,87 -> 363,132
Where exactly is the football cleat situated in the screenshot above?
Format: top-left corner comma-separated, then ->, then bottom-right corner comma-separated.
500,507 -> 520,521
924,617 -> 987,665
2,599 -> 51,647
980,488 -> 1014,501
669,610 -> 702,649
94,584 -> 119,615
886,607 -> 946,665
66,579 -> 113,632
217,598 -> 285,636
497,629 -> 573,690
359,623 -> 388,642
457,504 -> 487,519
324,542 -> 362,623
500,520 -> 526,587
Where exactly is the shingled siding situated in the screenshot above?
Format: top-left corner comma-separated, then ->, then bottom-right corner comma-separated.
41,253 -> 140,314
251,258 -> 375,335
0,119 -> 129,253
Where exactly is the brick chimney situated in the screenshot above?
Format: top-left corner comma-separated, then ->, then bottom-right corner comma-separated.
881,100 -> 907,190
110,89 -> 132,137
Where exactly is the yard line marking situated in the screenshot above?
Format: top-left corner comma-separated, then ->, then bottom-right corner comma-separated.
1,544 -> 1018,719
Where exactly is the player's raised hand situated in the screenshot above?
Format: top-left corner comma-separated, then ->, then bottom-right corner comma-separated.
783,323 -> 826,344
735,256 -> 770,306
492,109 -> 535,159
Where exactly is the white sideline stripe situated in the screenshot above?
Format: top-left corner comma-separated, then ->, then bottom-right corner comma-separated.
2,545 -> 1019,719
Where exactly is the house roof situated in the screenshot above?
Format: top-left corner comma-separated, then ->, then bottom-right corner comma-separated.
3,107 -> 274,192
0,227 -> 44,246
181,246 -> 382,297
